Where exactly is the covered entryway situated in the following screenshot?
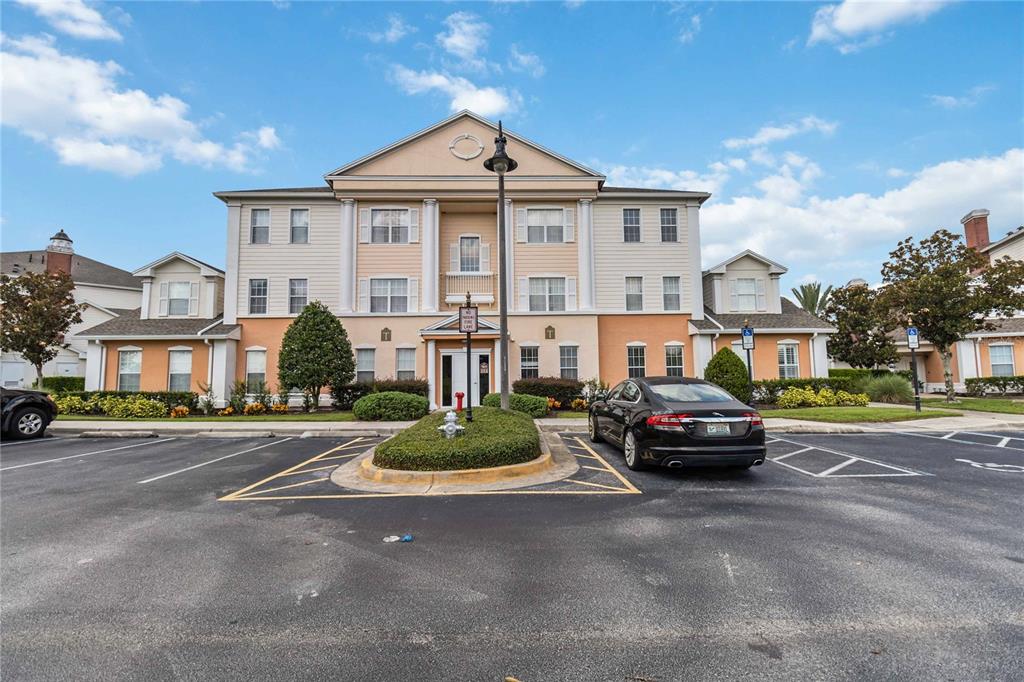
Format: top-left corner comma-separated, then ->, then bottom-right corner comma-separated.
440,350 -> 491,408
421,313 -> 502,410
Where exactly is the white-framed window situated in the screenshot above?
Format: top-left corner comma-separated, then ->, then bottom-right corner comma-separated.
734,278 -> 757,312
396,348 -> 416,381
990,344 -> 1015,377
527,208 -> 564,243
167,281 -> 191,316
778,343 -> 800,379
248,279 -> 268,314
665,345 -> 684,377
529,277 -> 566,312
290,208 -> 309,244
245,349 -> 266,392
168,349 -> 192,391
660,208 -> 678,242
250,208 -> 270,244
371,208 -> 410,244
356,348 -> 375,384
520,346 -> 539,379
370,278 -> 408,313
627,345 -> 646,378
622,208 -> 641,242
288,279 -> 308,315
117,350 -> 141,392
662,276 -> 681,311
460,236 -> 481,272
625,276 -> 644,311
560,345 -> 579,380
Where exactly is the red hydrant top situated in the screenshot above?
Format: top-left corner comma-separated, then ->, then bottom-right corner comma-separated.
454,391 -> 465,412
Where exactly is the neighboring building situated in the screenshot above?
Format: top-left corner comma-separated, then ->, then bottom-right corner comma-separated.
0,231 -> 142,387
77,111 -> 831,407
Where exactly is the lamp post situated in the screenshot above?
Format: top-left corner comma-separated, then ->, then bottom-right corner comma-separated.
484,121 -> 518,410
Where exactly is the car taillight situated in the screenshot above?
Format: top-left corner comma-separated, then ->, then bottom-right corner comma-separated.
646,413 -> 694,429
743,412 -> 763,426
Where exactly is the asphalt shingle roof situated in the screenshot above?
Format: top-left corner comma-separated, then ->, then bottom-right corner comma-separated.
692,298 -> 834,331
79,310 -> 238,337
1,251 -> 141,290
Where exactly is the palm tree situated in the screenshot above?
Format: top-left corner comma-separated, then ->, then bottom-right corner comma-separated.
791,281 -> 833,318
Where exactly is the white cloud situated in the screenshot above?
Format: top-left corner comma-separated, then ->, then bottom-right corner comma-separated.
927,84 -> 996,109
0,34 -> 279,176
886,167 -> 908,178
723,116 -> 837,149
809,0 -> 951,52
600,160 -> 734,197
508,44 -> 545,78
367,13 -> 416,44
15,0 -> 124,41
390,65 -> 520,117
564,0 -> 586,8
678,14 -> 702,44
436,12 -> 491,71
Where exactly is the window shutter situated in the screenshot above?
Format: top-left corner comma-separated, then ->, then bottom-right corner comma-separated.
756,278 -> 767,311
189,282 -> 200,316
480,243 -> 491,271
566,277 -> 578,310
358,208 -> 371,243
409,208 -> 419,242
449,243 -> 460,273
518,277 -> 529,310
563,208 -> 575,242
158,282 -> 169,317
729,278 -> 738,311
408,277 -> 419,312
358,277 -> 369,312
516,208 -> 527,242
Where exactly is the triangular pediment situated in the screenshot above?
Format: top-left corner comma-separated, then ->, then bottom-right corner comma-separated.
421,313 -> 501,334
326,111 -> 603,180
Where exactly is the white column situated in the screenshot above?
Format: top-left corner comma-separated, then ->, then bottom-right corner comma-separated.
140,279 -> 152,320
84,341 -> 104,390
811,335 -> 830,378
503,198 -> 515,311
211,339 -> 237,407
223,203 -> 241,324
339,199 -> 355,313
421,199 -> 438,312
577,199 -> 594,311
686,202 -> 704,320
426,339 -> 437,410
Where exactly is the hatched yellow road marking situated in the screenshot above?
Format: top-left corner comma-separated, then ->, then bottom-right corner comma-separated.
236,476 -> 331,497
219,438 -> 363,501
571,437 -> 642,493
566,478 -> 633,491
275,463 -> 338,477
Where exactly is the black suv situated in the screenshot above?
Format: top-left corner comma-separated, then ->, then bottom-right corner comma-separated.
1,388 -> 58,440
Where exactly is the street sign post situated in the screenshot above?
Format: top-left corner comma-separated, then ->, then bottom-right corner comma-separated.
459,294 -> 479,421
907,326 -> 921,412
741,325 -> 755,403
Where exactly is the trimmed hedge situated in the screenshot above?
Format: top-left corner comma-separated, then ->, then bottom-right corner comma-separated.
333,383 -> 374,410
829,368 -> 915,384
753,378 -> 855,405
373,406 -> 540,471
54,394 -> 168,418
371,378 -> 429,397
777,387 -> 870,408
481,392 -> 549,417
332,378 -> 429,410
41,376 -> 85,393
352,391 -> 429,421
965,375 -> 1024,397
62,390 -> 197,412
512,376 -> 584,406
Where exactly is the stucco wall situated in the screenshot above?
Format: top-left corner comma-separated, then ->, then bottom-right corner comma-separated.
103,340 -> 210,393
597,314 -> 693,384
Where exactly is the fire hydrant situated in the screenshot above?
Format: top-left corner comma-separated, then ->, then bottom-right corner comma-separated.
455,391 -> 465,412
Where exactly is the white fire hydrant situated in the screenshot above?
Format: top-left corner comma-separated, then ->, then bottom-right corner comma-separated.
437,410 -> 465,439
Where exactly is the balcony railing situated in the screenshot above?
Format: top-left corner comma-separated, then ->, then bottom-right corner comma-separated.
445,272 -> 497,304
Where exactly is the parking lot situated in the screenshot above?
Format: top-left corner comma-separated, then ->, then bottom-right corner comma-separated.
2,429 -> 1022,680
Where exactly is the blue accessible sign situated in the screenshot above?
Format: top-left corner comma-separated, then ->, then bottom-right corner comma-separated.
741,326 -> 755,350
907,326 -> 919,349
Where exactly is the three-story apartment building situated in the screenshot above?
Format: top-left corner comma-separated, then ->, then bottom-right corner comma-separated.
79,112 -> 833,407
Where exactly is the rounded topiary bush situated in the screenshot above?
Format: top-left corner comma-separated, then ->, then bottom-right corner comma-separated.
352,391 -> 429,421
865,375 -> 913,404
481,392 -> 549,417
373,406 -> 540,471
705,347 -> 752,404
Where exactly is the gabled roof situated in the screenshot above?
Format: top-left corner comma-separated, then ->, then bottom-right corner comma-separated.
132,252 -> 224,278
703,249 -> 788,276
0,250 -> 142,290
77,310 -> 240,339
324,110 -> 605,180
981,225 -> 1024,254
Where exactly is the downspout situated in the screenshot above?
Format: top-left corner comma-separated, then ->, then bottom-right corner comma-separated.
98,341 -> 106,390
810,332 -> 818,377
204,339 -> 214,386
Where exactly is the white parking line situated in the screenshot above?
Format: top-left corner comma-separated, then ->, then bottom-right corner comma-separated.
816,458 -> 858,477
896,430 -> 1024,451
0,438 -> 176,471
770,446 -> 813,462
768,435 -> 930,478
0,437 -> 66,448
137,438 -> 293,484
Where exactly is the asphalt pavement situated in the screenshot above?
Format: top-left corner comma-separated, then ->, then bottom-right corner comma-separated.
1,428 -> 1022,680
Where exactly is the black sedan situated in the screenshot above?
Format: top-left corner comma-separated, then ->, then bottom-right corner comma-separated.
1,387 -> 58,440
588,377 -> 766,471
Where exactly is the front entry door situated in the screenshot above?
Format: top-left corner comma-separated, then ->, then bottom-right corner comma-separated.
442,351 -> 491,408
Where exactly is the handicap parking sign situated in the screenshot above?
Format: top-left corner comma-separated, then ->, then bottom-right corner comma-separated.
907,326 -> 919,349
741,326 -> 755,350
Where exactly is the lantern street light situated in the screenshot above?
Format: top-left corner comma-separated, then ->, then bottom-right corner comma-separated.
483,121 -> 518,410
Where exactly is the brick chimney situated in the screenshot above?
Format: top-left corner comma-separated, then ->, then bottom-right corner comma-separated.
45,229 -> 74,275
961,209 -> 990,251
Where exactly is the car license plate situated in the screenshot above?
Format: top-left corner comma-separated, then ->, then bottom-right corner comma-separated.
706,423 -> 731,436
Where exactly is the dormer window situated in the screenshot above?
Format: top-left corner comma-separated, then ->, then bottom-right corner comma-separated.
167,282 -> 191,315
734,278 -> 757,311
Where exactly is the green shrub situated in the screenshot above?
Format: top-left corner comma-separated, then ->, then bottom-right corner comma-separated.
512,376 -> 584,406
41,376 -> 85,393
332,382 -> 374,410
836,390 -> 870,407
865,375 -> 914,403
705,348 -> 752,404
371,378 -> 430,397
753,377 -> 855,404
373,406 -> 540,471
777,387 -> 869,408
778,387 -> 816,408
54,394 -> 93,415
965,375 -> 1024,397
96,396 -> 168,418
815,387 -> 838,407
352,391 -> 429,421
63,390 -> 197,411
481,392 -> 549,417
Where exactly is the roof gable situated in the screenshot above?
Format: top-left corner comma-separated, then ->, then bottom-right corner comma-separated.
704,249 -> 788,275
133,252 -> 224,278
420,313 -> 500,334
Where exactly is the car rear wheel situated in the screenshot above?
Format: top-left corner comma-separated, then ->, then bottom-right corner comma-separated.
623,430 -> 646,471
588,414 -> 604,443
11,407 -> 47,440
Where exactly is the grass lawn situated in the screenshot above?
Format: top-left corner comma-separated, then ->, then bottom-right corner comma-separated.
56,412 -> 356,422
549,410 -> 589,419
768,407 -> 961,423
920,397 -> 1024,415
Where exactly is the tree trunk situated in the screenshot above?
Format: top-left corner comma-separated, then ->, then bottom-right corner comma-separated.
34,363 -> 44,390
310,386 -> 321,413
939,348 -> 956,402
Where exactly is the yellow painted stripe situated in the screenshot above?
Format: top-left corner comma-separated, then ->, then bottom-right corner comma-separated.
316,452 -> 363,462
220,488 -> 633,501
275,463 -> 337,477
572,437 -> 642,493
565,478 -> 631,492
219,438 -> 362,501
581,465 -> 611,472
236,476 -> 329,497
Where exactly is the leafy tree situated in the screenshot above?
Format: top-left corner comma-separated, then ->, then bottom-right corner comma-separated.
878,229 -> 1024,401
791,281 -> 833,317
0,271 -> 82,388
824,282 -> 898,369
704,347 -> 752,404
277,301 -> 354,410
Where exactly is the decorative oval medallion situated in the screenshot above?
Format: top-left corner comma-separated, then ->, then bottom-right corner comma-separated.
449,133 -> 484,161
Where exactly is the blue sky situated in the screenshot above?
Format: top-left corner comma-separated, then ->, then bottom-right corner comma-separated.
2,0 -> 1022,295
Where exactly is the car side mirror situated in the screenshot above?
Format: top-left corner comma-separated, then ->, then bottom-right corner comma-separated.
595,391 -> 608,401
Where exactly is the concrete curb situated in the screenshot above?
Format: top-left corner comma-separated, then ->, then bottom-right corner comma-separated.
78,430 -> 158,438
49,424 -> 405,439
